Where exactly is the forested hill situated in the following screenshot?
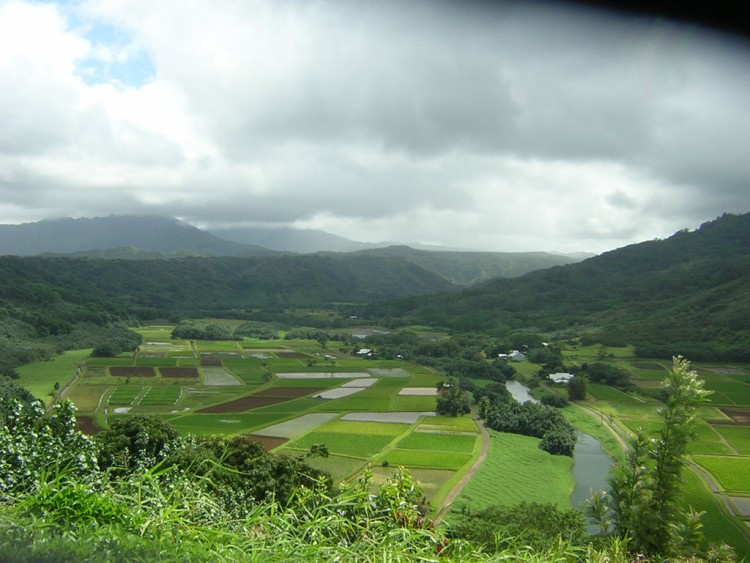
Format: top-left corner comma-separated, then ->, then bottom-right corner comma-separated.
0,254 -> 458,318
337,246 -> 582,286
0,216 -> 585,285
366,213 -> 750,361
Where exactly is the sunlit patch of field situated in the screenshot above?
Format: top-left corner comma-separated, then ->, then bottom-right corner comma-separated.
418,415 -> 478,433
396,432 -> 478,454
315,419 -> 408,436
393,395 -> 436,411
376,449 -> 473,470
714,426 -> 750,455
286,432 -> 396,459
107,386 -> 143,406
692,455 -> 750,493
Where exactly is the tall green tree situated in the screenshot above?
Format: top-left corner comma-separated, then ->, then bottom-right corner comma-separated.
589,356 -> 712,557
567,375 -> 587,401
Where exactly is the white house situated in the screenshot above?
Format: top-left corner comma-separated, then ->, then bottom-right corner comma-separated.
549,372 -> 574,384
509,350 -> 527,362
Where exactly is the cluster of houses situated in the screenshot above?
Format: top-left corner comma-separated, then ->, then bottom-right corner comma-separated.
497,350 -> 573,384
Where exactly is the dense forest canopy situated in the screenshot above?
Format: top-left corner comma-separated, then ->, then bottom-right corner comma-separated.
364,213 -> 750,361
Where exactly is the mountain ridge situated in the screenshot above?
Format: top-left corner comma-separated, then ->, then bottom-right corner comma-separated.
0,215 -> 584,284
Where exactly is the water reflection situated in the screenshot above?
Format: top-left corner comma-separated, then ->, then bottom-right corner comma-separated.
571,431 -> 612,508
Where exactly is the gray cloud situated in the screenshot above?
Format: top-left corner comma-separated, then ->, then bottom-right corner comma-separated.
0,0 -> 748,252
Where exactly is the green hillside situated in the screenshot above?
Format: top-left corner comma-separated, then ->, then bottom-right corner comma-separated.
342,245 -> 584,285
365,213 -> 750,360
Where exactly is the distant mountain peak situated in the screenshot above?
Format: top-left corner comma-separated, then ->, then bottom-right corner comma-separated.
0,215 -> 276,257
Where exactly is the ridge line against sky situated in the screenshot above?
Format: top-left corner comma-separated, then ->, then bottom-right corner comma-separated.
1,0 -> 749,253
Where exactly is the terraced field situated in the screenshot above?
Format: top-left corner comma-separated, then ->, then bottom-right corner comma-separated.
49,325 -> 476,508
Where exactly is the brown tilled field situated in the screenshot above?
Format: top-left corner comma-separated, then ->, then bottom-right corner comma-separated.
197,395 -> 290,413
717,408 -> 750,426
160,367 -> 199,378
245,435 -> 288,451
75,416 -> 101,435
200,357 -> 223,366
110,366 -> 156,377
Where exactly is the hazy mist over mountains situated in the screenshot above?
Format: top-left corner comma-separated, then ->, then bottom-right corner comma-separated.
0,215 -> 587,286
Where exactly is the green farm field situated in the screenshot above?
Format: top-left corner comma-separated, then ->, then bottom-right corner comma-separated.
395,432 -> 478,454
17,348 -> 91,403
16,326 -> 750,553
692,455 -> 750,493
558,351 -> 750,553
447,430 -> 575,514
715,426 -> 750,455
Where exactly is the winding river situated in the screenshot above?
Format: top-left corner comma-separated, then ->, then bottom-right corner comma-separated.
505,379 -> 612,508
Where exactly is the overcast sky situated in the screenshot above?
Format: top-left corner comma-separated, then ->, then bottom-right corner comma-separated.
1,0 -> 749,253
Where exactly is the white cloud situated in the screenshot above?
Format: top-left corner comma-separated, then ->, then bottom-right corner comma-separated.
1,0 -> 749,252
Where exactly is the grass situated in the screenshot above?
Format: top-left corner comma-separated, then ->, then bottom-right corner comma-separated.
395,432 -> 478,454
447,430 -> 575,515
393,395 -> 437,411
108,387 -> 142,406
618,419 -> 734,455
194,340 -> 243,352
370,466 -> 455,504
132,326 -> 175,341
562,406 -> 625,463
140,386 -> 181,405
324,379 -> 402,411
222,358 -> 268,386
299,454 -> 366,483
17,349 -> 92,403
287,432 -> 396,459
135,357 -> 178,367
316,420 -> 408,436
168,412 -> 293,435
61,384 -> 107,411
692,455 -> 750,493
715,426 -> 750,455
704,381 -> 750,406
418,415 -> 478,433
681,466 -> 750,559
376,449 -> 473,470
86,357 -> 131,367
587,383 -> 648,404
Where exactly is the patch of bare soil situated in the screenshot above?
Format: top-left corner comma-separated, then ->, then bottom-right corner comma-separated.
200,357 -> 223,366
713,408 -> 750,426
110,366 -> 156,377
76,416 -> 102,435
245,435 -> 288,451
197,395 -> 289,413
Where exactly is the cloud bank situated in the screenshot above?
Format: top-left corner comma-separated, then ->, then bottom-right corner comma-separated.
1,0 -> 749,252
